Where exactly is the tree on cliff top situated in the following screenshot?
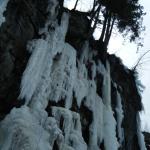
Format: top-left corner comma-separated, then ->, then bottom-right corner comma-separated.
66,0 -> 145,50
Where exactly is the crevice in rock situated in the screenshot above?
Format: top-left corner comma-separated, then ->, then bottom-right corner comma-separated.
70,92 -> 79,112
53,140 -> 59,150
86,60 -> 93,80
99,140 -> 105,150
96,72 -> 103,98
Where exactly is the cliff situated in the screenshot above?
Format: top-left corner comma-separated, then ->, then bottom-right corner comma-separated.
0,0 -> 146,150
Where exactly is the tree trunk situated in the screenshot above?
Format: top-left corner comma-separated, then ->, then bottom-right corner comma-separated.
91,0 -> 96,13
99,9 -> 109,42
104,12 -> 112,47
89,2 -> 99,26
74,0 -> 79,10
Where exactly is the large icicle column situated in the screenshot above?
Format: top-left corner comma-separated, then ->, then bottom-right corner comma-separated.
0,0 -> 146,150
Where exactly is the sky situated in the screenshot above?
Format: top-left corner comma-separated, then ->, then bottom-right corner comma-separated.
64,0 -> 150,131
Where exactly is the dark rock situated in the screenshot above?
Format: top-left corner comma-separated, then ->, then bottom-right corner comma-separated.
46,99 -> 65,116
90,39 -> 107,66
96,72 -> 103,98
53,140 -> 59,150
70,91 -> 79,112
99,140 -> 105,150
0,0 -> 48,118
70,95 -> 93,145
79,100 -> 93,145
86,60 -> 93,80
65,10 -> 90,51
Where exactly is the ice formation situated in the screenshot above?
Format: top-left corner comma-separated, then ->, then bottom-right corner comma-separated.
0,106 -> 52,150
52,106 -> 87,150
137,113 -> 147,150
0,0 -> 9,26
0,0 -> 146,149
115,91 -> 124,145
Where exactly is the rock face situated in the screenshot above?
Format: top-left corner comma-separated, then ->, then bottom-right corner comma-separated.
0,0 -> 146,150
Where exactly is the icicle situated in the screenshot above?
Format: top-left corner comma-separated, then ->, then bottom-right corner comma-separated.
136,113 -> 146,150
49,43 -> 76,108
86,95 -> 104,150
102,61 -> 111,107
115,91 -> 124,145
103,106 -> 119,150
